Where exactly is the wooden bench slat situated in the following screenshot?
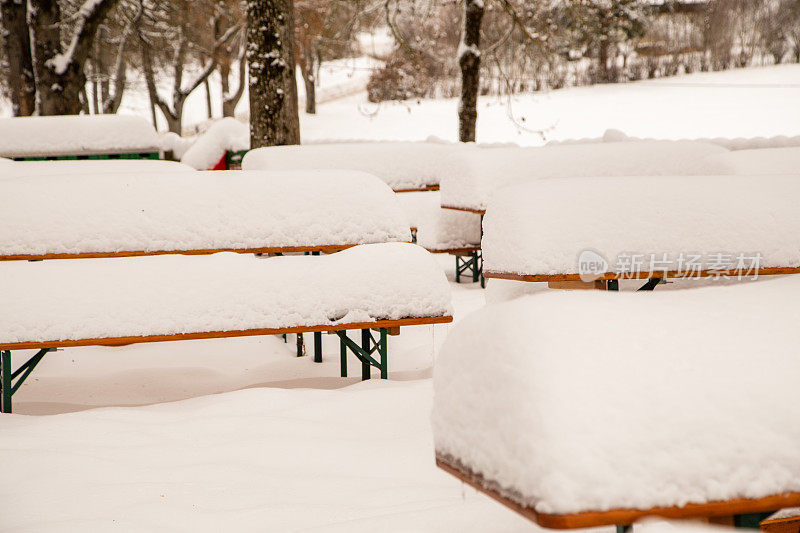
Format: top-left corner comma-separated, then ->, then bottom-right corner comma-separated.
484,267 -> 800,283
441,204 -> 486,215
0,316 -> 453,351
436,453 -> 800,530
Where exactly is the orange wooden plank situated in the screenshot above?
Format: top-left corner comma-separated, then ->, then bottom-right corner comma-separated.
0,316 -> 453,351
440,205 -> 486,215
394,185 -> 440,193
761,513 -> 800,533
436,453 -> 800,529
426,246 -> 482,255
484,268 -> 800,283
0,244 -> 373,262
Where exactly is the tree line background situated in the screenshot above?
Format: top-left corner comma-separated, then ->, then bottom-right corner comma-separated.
1,0 -> 799,143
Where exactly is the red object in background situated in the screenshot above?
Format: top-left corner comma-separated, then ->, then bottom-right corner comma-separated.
210,154 -> 227,170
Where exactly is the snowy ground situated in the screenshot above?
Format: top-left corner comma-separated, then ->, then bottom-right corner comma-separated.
2,64 -> 799,531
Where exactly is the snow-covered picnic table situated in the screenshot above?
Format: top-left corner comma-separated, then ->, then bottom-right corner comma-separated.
481,174 -> 800,287
242,141 -> 468,192
439,140 -> 730,214
0,115 -> 161,160
0,169 -> 410,259
0,159 -> 194,179
432,278 -> 800,528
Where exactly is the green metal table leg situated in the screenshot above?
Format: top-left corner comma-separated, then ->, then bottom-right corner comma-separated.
471,252 -> 479,283
1,351 -> 11,414
616,525 -> 632,533
361,329 -> 371,380
296,333 -> 305,357
379,328 -> 388,379
455,255 -> 461,283
313,332 -> 322,363
607,279 -> 620,291
340,332 -> 347,377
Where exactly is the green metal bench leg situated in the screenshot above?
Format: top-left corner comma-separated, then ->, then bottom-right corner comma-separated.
616,526 -> 632,533
1,351 -> 10,414
472,252 -> 479,283
340,333 -> 347,377
379,328 -> 388,379
455,255 -> 461,283
361,329 -> 371,380
313,332 -> 322,363
607,279 -> 620,291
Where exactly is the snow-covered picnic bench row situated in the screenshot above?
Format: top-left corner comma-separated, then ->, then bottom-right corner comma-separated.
480,174 -> 800,290
0,159 -> 194,179
180,118 -> 470,192
433,278 -> 800,529
0,171 -> 453,413
0,115 -> 161,160
439,140 -> 800,214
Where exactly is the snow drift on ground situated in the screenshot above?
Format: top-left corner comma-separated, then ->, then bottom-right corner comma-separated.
432,277 -> 800,514
1,159 -> 194,179
396,192 -> 482,251
242,142 -> 471,191
180,118 -> 249,169
0,115 -> 160,157
481,174 -> 800,276
0,243 -> 452,345
0,170 -> 410,256
439,140 -> 729,211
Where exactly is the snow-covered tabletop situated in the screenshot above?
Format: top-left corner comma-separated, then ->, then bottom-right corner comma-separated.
1,159 -> 194,179
0,169 -> 411,258
242,142 -> 469,192
0,115 -> 160,158
0,243 -> 452,346
396,192 -> 481,251
482,174 -> 800,278
702,147 -> 800,175
432,277 -> 800,515
439,140 -> 729,213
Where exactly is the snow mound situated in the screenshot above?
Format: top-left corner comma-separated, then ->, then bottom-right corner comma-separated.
482,174 -> 800,276
0,170 -> 411,257
159,132 -> 196,160
702,147 -> 800,175
432,277 -> 800,514
440,141 -> 729,212
396,192 -> 481,251
181,118 -> 249,169
0,243 -> 452,345
552,129 -> 800,152
0,115 -> 160,158
242,142 -> 470,191
1,159 -> 194,179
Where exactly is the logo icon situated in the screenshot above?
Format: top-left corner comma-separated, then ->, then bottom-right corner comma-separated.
577,249 -> 609,282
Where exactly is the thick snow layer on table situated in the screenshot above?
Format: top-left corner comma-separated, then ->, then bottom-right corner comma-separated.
589,128 -> 800,151
0,169 -> 411,256
439,140 -> 729,211
396,192 -> 482,251
1,159 -> 194,179
242,142 -> 469,191
432,277 -> 800,514
181,118 -> 249,169
482,174 -> 800,276
0,243 -> 452,344
0,115 -> 160,157
702,147 -> 800,175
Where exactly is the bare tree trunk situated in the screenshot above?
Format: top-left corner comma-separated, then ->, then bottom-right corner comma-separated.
247,0 -> 301,148
0,0 -> 36,116
458,0 -> 484,143
204,78 -> 213,119
30,0 -> 119,115
298,51 -> 316,114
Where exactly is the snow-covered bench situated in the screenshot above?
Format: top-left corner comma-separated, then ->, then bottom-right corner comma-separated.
0,244 -> 453,413
432,279 -> 800,529
1,159 -> 194,179
0,115 -> 161,161
242,141 -> 468,192
439,140 -> 730,214
0,170 -> 410,260
761,508 -> 800,533
180,118 -> 249,170
481,175 -> 800,290
396,192 -> 483,283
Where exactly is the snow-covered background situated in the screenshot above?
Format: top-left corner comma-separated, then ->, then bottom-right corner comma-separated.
1,59 -> 799,532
